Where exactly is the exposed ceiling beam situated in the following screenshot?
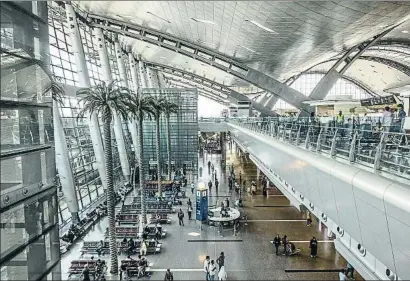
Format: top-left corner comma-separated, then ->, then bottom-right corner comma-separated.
286,52 -> 410,85
141,60 -> 278,116
308,27 -> 395,101
167,80 -> 228,105
86,14 -> 311,113
162,74 -> 230,101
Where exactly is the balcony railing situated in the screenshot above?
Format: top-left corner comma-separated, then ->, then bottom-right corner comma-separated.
229,117 -> 410,182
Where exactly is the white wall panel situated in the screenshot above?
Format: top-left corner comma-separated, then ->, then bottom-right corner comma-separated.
229,123 -> 410,280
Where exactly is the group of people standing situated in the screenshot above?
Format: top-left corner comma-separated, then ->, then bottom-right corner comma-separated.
203,252 -> 227,281
272,234 -> 318,258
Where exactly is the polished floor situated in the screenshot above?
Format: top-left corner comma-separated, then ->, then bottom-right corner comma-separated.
61,142 -> 362,280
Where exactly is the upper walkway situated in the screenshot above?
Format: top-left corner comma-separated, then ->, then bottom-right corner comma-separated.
200,117 -> 409,182
227,119 -> 410,280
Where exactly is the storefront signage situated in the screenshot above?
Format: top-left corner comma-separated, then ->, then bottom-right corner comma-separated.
360,95 -> 396,107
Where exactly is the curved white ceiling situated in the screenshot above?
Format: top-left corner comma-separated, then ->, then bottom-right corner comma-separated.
77,1 -> 410,96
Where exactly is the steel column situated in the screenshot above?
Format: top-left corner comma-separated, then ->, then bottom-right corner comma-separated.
309,27 -> 395,101
66,4 -> 107,193
97,31 -> 131,181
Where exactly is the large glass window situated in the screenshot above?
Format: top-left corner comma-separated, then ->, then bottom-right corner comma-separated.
273,73 -> 373,112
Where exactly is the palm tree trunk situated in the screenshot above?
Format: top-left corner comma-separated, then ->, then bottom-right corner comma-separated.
103,114 -> 118,274
165,114 -> 172,180
138,112 -> 147,224
155,115 -> 162,197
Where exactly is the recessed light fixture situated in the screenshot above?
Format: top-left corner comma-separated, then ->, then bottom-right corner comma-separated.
245,19 -> 276,33
147,12 -> 171,23
240,45 -> 256,53
402,30 -> 409,34
191,18 -> 215,25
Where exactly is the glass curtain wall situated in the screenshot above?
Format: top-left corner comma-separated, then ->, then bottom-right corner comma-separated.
142,89 -> 198,182
47,2 -> 134,228
1,1 -> 61,280
273,73 -> 373,111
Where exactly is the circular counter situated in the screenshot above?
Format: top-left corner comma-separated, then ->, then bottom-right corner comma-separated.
208,207 -> 241,226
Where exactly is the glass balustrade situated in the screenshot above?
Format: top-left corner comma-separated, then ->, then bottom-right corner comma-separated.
229,117 -> 410,181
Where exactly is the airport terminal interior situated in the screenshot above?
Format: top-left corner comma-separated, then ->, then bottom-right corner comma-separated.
1,1 -> 410,280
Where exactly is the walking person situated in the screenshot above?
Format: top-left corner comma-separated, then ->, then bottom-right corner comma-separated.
208,180 -> 213,192
306,211 -> 312,227
346,263 -> 355,279
273,234 -> 281,255
218,265 -> 227,281
216,252 -> 225,270
207,161 -> 211,173
187,198 -> 192,208
187,205 -> 193,220
164,269 -> 173,281
204,256 -> 210,281
282,235 -> 288,254
339,269 -> 347,281
215,179 -> 219,191
191,182 -> 195,194
214,169 -> 217,181
209,260 -> 217,281
211,163 -> 214,173
178,208 -> 184,226
309,236 -> 318,258
80,265 -> 91,281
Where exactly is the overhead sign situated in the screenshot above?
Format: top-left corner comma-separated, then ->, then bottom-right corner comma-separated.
360,95 -> 396,107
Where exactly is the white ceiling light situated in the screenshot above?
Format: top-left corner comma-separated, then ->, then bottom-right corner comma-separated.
240,45 -> 256,53
402,30 -> 409,34
147,12 -> 171,23
245,20 -> 276,33
191,18 -> 215,25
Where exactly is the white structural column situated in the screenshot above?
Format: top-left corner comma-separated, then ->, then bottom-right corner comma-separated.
146,65 -> 155,88
66,5 -> 107,195
115,44 -> 139,167
128,53 -> 140,92
137,56 -> 148,88
53,100 -> 79,221
128,54 -> 141,161
265,95 -> 279,110
259,93 -> 270,106
96,33 -> 131,180
157,71 -> 166,88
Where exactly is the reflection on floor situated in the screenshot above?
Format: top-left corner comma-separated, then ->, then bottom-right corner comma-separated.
61,142 -> 362,280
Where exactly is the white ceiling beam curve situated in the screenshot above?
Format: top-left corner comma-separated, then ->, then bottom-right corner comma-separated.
161,74 -> 229,100
309,26 -> 397,101
86,14 -> 311,113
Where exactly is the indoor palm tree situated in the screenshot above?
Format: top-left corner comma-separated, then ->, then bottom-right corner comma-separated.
77,81 -> 137,274
149,96 -> 168,197
131,91 -> 154,224
163,99 -> 179,181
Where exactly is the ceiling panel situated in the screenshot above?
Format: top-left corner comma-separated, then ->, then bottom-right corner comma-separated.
77,1 -> 410,94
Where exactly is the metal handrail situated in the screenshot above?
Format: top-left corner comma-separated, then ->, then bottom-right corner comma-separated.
229,117 -> 410,182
